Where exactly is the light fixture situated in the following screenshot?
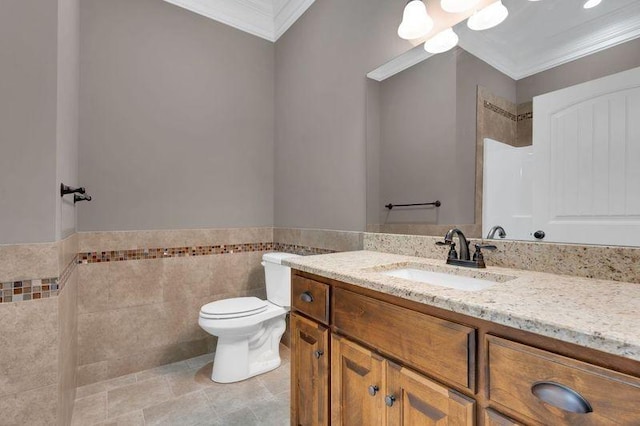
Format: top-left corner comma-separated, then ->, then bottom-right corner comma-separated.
398,0 -> 434,40
440,0 -> 481,13
583,0 -> 601,9
467,0 -> 509,31
424,28 -> 459,53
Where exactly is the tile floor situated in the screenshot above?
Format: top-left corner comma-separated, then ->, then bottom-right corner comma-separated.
71,345 -> 290,426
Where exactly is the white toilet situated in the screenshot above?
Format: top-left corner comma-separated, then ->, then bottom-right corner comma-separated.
198,252 -> 300,383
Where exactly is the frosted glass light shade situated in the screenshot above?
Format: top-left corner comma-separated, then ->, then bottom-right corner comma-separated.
440,0 -> 481,13
424,28 -> 459,53
583,0 -> 601,9
398,0 -> 434,40
467,0 -> 509,31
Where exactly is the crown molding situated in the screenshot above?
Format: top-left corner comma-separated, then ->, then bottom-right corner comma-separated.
459,2 -> 640,80
367,45 -> 434,82
163,0 -> 314,42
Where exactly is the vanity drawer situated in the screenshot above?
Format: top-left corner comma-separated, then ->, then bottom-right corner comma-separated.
332,287 -> 475,391
487,335 -> 640,425
291,275 -> 330,325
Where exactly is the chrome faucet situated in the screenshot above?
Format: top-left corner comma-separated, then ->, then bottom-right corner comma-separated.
436,228 -> 497,268
486,225 -> 506,239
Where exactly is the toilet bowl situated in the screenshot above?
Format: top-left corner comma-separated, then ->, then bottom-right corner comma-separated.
198,252 -> 300,383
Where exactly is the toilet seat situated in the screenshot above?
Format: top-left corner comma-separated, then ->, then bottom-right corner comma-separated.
200,297 -> 268,319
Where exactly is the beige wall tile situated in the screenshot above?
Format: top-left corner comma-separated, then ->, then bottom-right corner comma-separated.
161,257 -> 212,302
106,260 -> 163,310
273,227 -> 363,252
0,384 -> 58,426
0,242 -> 59,282
77,263 -> 110,313
58,270 -> 78,426
78,227 -> 273,252
59,232 -> 79,272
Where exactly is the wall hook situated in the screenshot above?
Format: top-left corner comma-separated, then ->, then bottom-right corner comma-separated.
74,194 -> 92,203
61,183 -> 86,197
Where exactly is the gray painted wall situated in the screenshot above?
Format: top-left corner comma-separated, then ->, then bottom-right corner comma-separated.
274,0 -> 409,232
517,38 -> 640,104
0,0 -> 75,244
56,0 -> 80,240
78,0 -> 275,232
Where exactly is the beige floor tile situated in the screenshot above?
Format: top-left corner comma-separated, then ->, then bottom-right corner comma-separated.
250,392 -> 290,426
71,392 -> 108,426
94,410 -> 145,426
76,373 -> 137,399
257,364 -> 290,396
185,353 -> 214,370
165,363 -> 217,397
135,360 -> 190,382
202,378 -> 275,416
210,407 -> 259,426
143,391 -> 218,426
107,377 -> 173,419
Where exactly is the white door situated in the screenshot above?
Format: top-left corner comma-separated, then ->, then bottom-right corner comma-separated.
533,66 -> 640,246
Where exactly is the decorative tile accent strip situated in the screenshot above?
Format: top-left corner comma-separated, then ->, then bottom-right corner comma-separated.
1,277 -> 59,303
0,255 -> 78,304
484,100 -> 516,122
1,243 -> 332,304
517,111 -> 533,121
78,242 -> 334,264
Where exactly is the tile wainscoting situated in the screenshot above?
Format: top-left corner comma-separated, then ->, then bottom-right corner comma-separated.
75,227 -> 361,388
0,234 -> 79,426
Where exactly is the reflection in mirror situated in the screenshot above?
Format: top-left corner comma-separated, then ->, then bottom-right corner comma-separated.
366,0 -> 640,246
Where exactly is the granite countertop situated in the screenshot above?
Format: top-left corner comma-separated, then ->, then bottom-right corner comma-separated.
283,250 -> 640,361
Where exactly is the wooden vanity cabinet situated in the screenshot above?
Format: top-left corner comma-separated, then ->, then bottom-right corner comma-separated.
291,313 -> 330,426
331,335 -> 474,426
290,270 -> 640,426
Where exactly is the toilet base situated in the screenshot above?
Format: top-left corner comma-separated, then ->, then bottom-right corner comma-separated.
210,315 -> 286,383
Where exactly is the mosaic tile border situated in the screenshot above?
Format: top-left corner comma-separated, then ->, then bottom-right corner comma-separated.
0,255 -> 78,304
0,243 -> 333,304
517,111 -> 533,121
78,242 -> 334,264
483,100 -> 516,122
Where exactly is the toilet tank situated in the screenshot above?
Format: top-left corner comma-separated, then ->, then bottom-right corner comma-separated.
262,252 -> 301,307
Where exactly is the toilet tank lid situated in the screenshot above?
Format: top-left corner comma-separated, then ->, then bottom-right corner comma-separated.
262,252 -> 301,265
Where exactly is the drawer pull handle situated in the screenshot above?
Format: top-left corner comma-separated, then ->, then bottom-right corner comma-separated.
385,395 -> 396,407
368,385 -> 379,396
531,382 -> 593,414
300,291 -> 314,303
314,350 -> 324,359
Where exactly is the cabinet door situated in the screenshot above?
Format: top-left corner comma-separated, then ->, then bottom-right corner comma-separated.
484,409 -> 522,426
386,362 -> 475,426
291,313 -> 329,426
331,335 -> 386,426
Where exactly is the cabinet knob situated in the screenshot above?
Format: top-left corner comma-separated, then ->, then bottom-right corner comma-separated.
313,350 -> 324,359
384,395 -> 396,407
300,291 -> 314,303
531,382 -> 592,414
368,385 -> 379,396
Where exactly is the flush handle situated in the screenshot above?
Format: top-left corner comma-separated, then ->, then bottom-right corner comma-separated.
531,382 -> 592,414
314,350 -> 324,359
368,385 -> 379,396
300,291 -> 314,303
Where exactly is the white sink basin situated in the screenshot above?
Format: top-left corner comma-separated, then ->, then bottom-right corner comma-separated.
381,268 -> 498,292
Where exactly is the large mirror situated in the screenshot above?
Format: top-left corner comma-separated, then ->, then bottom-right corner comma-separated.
366,0 -> 640,246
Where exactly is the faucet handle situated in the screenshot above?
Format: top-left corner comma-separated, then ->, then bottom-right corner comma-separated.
437,241 -> 457,260
436,241 -> 451,246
